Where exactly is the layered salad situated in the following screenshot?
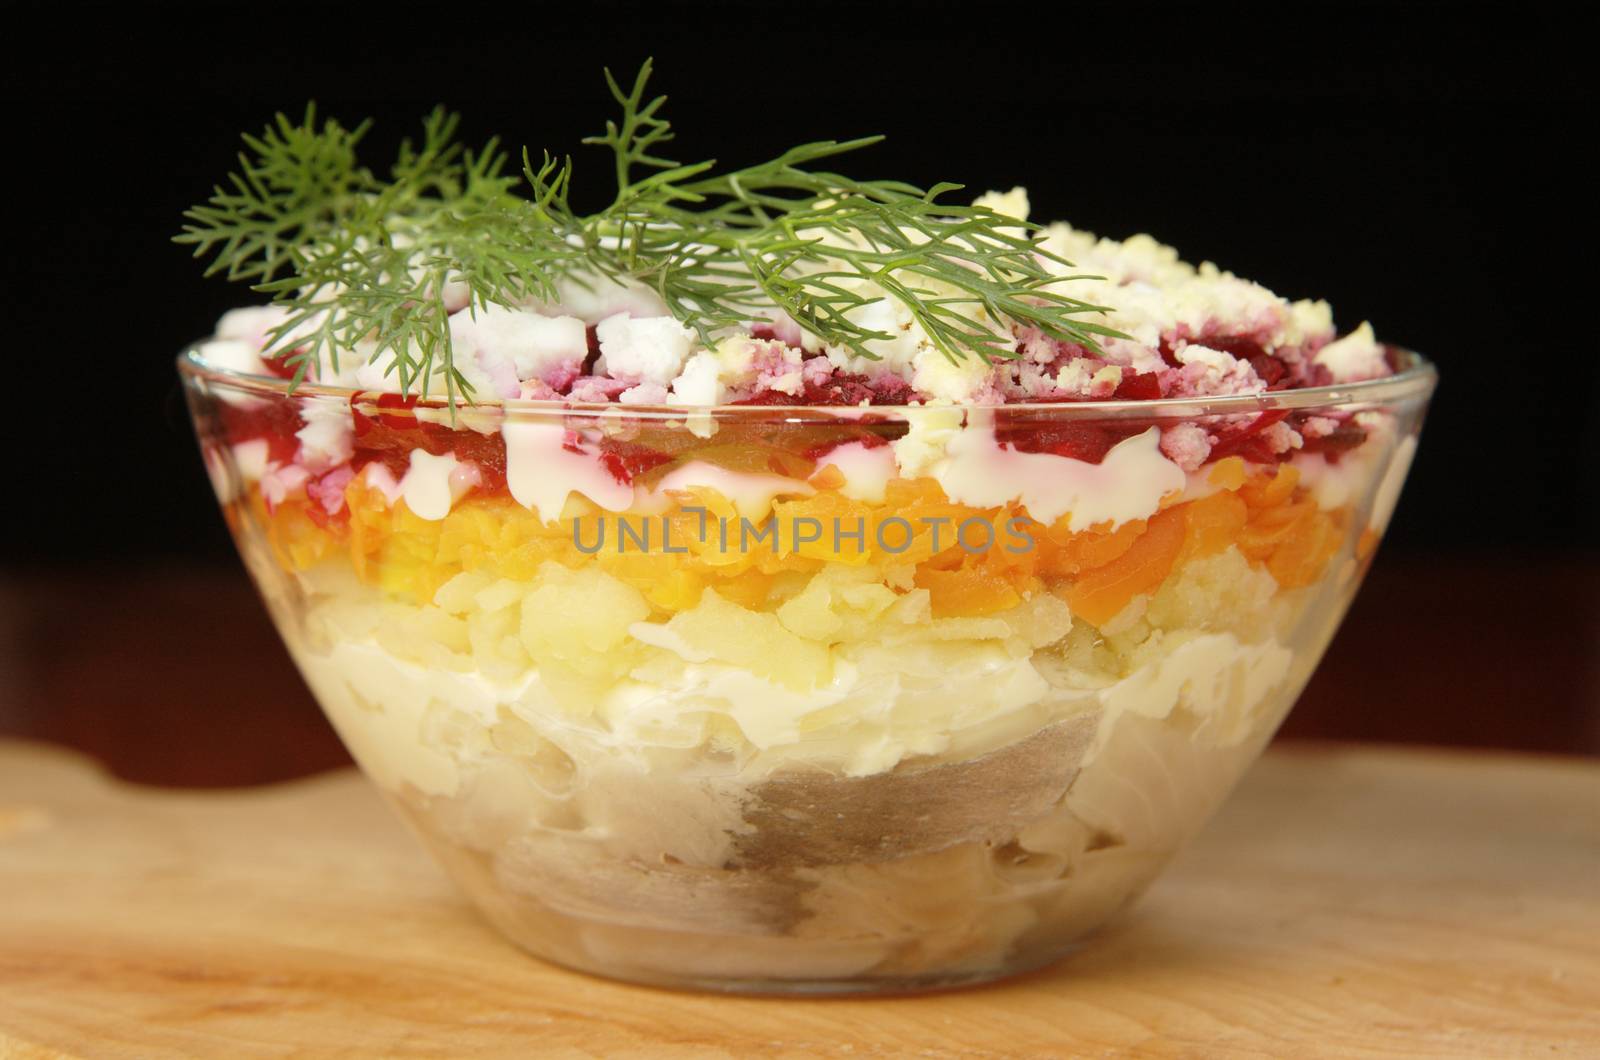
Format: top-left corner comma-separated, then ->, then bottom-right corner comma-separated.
179,69 -> 1431,991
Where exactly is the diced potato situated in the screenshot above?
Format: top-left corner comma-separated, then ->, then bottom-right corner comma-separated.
520,563 -> 649,665
775,578 -> 844,641
377,605 -> 472,669
433,570 -> 494,615
1006,591 -> 1074,649
1146,547 -> 1277,633
467,605 -> 527,680
519,564 -> 650,713
667,590 -> 831,690
777,565 -> 902,643
474,578 -> 527,614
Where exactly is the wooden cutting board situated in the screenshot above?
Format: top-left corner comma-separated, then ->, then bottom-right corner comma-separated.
2,739 -> 1597,1058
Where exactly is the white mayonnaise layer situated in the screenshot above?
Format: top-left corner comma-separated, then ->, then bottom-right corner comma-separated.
294,602 -> 1288,798
930,412 -> 1187,530
510,415 -> 1186,529
297,639 -> 537,796
228,414 -> 1226,534
654,462 -> 815,520
1090,633 -> 1292,758
400,450 -> 474,521
813,442 -> 897,503
501,421 -> 634,521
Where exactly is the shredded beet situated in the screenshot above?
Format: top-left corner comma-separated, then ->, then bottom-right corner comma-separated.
1199,334 -> 1271,362
261,354 -> 301,382
1112,371 -> 1163,400
995,419 -> 1150,464
596,437 -> 676,485
1249,354 -> 1287,387
1156,335 -> 1186,369
349,397 -> 508,490
1297,420 -> 1367,458
219,311 -> 1380,513
1206,410 -> 1291,465
734,371 -> 914,407
800,429 -> 892,462
217,398 -> 304,464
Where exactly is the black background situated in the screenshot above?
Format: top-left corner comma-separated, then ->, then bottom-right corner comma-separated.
3,2 -> 1593,566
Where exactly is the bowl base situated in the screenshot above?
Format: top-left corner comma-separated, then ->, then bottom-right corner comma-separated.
391,787 -> 1156,997
495,931 -> 1088,997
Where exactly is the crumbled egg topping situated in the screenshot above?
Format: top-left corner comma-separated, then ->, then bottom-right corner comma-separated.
202,189 -> 1389,408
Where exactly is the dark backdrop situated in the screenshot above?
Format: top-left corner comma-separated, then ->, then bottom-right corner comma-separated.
3,2 -> 1592,564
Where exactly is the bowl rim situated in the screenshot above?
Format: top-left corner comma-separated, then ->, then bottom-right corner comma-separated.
177,341 -> 1437,420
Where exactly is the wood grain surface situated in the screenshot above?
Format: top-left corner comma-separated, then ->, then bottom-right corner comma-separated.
1,740 -> 1597,1058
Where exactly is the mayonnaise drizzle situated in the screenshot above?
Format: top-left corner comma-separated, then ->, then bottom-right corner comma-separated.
814,442 -> 896,503
502,421 -> 634,522
932,411 -> 1186,530
656,461 -> 815,520
400,449 -> 476,521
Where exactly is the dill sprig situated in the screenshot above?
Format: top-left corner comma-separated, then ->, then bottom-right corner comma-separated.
177,60 -> 1119,403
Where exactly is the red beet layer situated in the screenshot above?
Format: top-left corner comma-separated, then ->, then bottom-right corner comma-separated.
209,330 -> 1373,521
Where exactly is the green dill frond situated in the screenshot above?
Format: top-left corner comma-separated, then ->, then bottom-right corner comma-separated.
177,61 -> 1120,403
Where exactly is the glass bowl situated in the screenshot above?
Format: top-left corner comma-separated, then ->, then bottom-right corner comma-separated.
178,346 -> 1435,994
